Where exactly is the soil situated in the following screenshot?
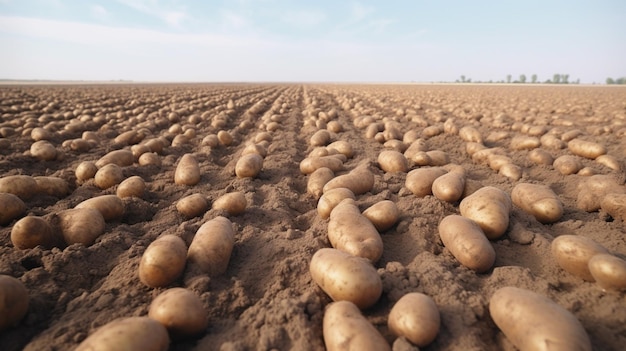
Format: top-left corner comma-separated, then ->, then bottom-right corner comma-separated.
1,84 -> 625,351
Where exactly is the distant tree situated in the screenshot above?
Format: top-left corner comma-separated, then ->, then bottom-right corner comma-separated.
506,74 -> 512,83
553,74 -> 561,84
531,74 -> 538,83
574,78 -> 580,84
561,74 -> 569,84
617,77 -> 626,84
519,74 -> 527,83
606,77 -> 615,84
467,78 -> 472,83
460,75 -> 466,83
545,79 -> 552,84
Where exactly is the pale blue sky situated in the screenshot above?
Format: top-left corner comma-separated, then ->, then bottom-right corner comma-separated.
1,0 -> 624,83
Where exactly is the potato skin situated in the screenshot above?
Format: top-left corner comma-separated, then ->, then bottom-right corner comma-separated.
388,293 -> 440,347
212,192 -> 247,215
551,235 -> 608,281
307,167 -> 334,200
148,288 -> 208,337
310,248 -> 382,309
95,164 -> 124,189
299,156 -> 344,175
438,215 -> 495,273
139,235 -> 188,288
75,195 -> 124,222
176,194 -> 209,219
588,254 -> 626,291
30,140 -> 57,161
187,216 -> 235,277
568,139 -> 607,159
378,150 -> 408,173
174,154 -> 201,186
75,161 -> 98,182
489,286 -> 591,351
323,164 -> 375,195
512,183 -> 563,224
116,176 -> 146,198
317,188 -> 356,219
553,155 -> 582,175
75,316 -> 169,351
11,216 -> 58,249
432,170 -> 465,202
0,175 -> 38,200
34,176 -> 70,198
235,153 -> 263,178
323,301 -> 390,351
95,149 -> 134,168
460,186 -> 511,239
0,275 -> 29,331
405,167 -> 447,197
0,193 -> 26,226
600,193 -> 626,221
54,208 -> 106,246
328,199 -> 383,262
362,200 -> 400,232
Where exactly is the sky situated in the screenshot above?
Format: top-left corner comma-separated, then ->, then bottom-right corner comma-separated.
0,0 -> 625,83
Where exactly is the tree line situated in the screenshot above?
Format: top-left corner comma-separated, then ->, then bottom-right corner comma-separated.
456,74 -> 580,84
606,77 -> 626,85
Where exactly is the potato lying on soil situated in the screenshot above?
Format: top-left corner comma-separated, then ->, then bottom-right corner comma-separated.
30,140 -> 58,161
75,195 -> 124,221
139,235 -> 188,288
53,208 -> 106,246
326,140 -> 353,158
309,248 -> 382,309
568,139 -> 607,159
512,183 -> 563,224
174,154 -> 201,186
0,175 -> 38,200
510,136 -> 540,150
75,316 -> 169,351
553,155 -> 583,175
95,149 -> 134,168
235,153 -> 263,178
217,130 -> 233,146
307,167 -> 334,200
75,161 -> 98,182
0,193 -> 26,226
600,193 -> 626,221
460,186 -> 511,240
458,126 -> 483,143
577,174 -> 626,212
323,301 -> 390,351
95,163 -> 124,189
11,216 -> 58,249
377,150 -> 408,173
34,176 -> 70,198
438,215 -> 495,273
588,254 -> 626,291
528,148 -> 554,166
432,167 -> 466,202
551,235 -> 609,281
388,292 -> 440,347
323,163 -> 375,195
310,129 -> 331,146
116,176 -> 146,198
489,286 -> 591,351
405,167 -> 447,197
176,194 -> 209,219
0,275 -> 29,332
212,192 -> 247,216
328,199 -> 383,262
317,188 -> 356,219
595,154 -> 621,171
362,200 -> 400,232
148,288 -> 208,337
299,155 -> 345,175
139,152 -> 161,167
187,216 -> 235,277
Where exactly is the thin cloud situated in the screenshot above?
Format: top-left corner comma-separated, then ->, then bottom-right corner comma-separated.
115,0 -> 188,27
281,10 -> 326,28
91,4 -> 108,19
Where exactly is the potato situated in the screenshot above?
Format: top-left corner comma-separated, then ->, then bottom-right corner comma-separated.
425,150 -> 449,166
75,161 -> 98,182
551,235 -> 609,281
217,130 -> 233,146
138,152 -> 161,167
0,175 -> 38,200
498,163 -> 522,181
323,163 -> 375,195
600,193 -> 626,221
595,154 -> 621,171
327,140 -> 354,158
323,301 -> 390,351
187,216 -> 235,277
30,140 -> 58,161
553,155 -> 583,175
510,136 -> 540,150
148,287 -> 208,337
489,286 -> 591,351
33,176 -> 70,198
528,148 -> 554,165
403,138 -> 428,161
0,193 -> 26,226
212,192 -> 247,215
299,155 -> 345,175
310,129 -> 331,146
438,215 -> 495,273
576,174 -> 625,212
241,143 -> 267,158
75,316 -> 169,351
459,186 -> 511,240
512,183 -> 563,224
577,166 -> 596,177
94,164 -> 124,189
176,194 -> 209,219
0,275 -> 29,331
443,118 -> 458,134
309,248 -> 382,309
235,153 -> 263,178
432,168 -> 465,202
53,208 -> 106,246
317,188 -> 356,219
422,124 -> 443,138
458,126 -> 483,143
588,254 -> 626,291
11,216 -> 58,249
31,127 -> 53,141
388,292 -> 440,347
362,200 -> 400,232
561,129 -> 583,142
568,138 -> 607,159
377,150 -> 408,173
328,199 -> 383,262
405,167 -> 446,197
95,149 -> 134,168
540,134 -> 566,149
307,167 -> 334,200
139,235 -> 187,288
116,176 -> 146,198
75,195 -> 124,221
174,154 -> 201,186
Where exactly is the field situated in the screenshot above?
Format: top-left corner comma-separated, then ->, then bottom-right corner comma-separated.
1,83 -> 625,351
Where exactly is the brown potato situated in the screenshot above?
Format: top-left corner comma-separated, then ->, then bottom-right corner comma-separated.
53,208 -> 106,246
95,149 -> 134,168
235,153 -> 263,178
75,317 -> 169,351
139,235 -> 188,288
595,154 -> 621,171
405,167 -> 447,197
0,175 -> 38,200
432,169 -> 465,202
212,192 -> 247,215
148,287 -> 208,337
388,292 -> 440,347
174,154 -> 201,186
512,183 -> 563,223
75,195 -> 124,221
299,155 -> 345,175
377,150 -> 408,173
551,235 -> 608,281
553,155 -> 583,175
425,150 -> 450,166
116,176 -> 146,198
217,130 -> 233,146
30,140 -> 58,161
10,216 -> 58,249
510,136 -> 540,150
323,301 -> 390,351
489,286 -> 591,351
0,193 -> 26,226
34,176 -> 70,198
94,164 -> 124,189
498,163 -> 522,181
138,152 -> 161,166
75,161 -> 98,182
317,187 -> 356,219
307,167 -> 335,200
362,200 -> 400,232
187,216 -> 235,277
458,126 -> 483,143
600,193 -> 626,221
326,140 -> 353,158
309,248 -> 382,309
0,275 -> 29,331
310,129 -> 331,146
176,194 -> 209,219
438,215 -> 495,273
568,138 -> 607,159
528,148 -> 554,165
323,163 -> 375,195
576,174 -> 626,212
328,199 -> 383,262
588,254 -> 626,291
459,186 -> 511,240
